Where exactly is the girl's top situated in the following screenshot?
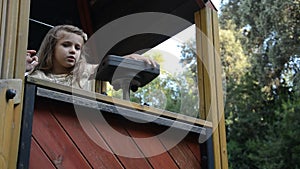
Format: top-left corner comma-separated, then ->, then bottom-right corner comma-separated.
29,64 -> 96,91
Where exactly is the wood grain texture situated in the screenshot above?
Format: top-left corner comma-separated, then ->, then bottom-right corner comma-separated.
32,99 -> 92,169
125,121 -> 179,169
0,90 -> 14,169
90,112 -> 153,169
29,137 -> 56,169
167,141 -> 201,169
212,10 -> 229,169
27,76 -> 212,128
30,95 -> 203,169
50,101 -> 124,169
186,133 -> 201,162
195,7 -> 228,169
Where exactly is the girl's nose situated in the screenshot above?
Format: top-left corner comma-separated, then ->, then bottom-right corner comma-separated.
69,46 -> 76,53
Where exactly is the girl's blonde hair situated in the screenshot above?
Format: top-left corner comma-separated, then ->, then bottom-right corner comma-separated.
33,25 -> 89,86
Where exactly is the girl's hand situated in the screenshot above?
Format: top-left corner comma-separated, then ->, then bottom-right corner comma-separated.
123,53 -> 157,67
26,50 -> 39,71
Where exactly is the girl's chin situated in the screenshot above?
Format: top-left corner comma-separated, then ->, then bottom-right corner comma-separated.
65,62 -> 76,67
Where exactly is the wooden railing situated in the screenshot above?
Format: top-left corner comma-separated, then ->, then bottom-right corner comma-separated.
17,76 -> 214,169
26,76 -> 213,129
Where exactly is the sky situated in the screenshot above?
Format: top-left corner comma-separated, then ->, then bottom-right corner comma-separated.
145,0 -> 220,74
211,0 -> 220,11
153,0 -> 220,56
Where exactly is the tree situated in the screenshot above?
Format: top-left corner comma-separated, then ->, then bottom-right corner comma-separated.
177,0 -> 300,167
107,51 -> 200,117
219,0 -> 300,168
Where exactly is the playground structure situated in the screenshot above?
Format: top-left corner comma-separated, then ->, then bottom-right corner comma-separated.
0,0 -> 227,168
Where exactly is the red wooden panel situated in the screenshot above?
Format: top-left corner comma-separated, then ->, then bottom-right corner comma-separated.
31,97 -> 202,169
125,122 -> 179,169
185,133 -> 201,162
50,103 -> 124,169
166,140 -> 201,169
29,137 -> 56,169
32,99 -> 92,169
91,112 -> 153,169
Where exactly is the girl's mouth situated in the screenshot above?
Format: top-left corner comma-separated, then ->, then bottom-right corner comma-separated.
67,56 -> 76,62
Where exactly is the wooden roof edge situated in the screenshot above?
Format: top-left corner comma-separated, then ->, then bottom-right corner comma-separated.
26,76 -> 213,128
206,0 -> 218,11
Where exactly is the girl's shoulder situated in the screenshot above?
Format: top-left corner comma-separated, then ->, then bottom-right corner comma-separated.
82,63 -> 99,74
29,70 -> 47,78
87,63 -> 98,70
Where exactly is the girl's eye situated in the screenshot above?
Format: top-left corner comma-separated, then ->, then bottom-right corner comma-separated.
62,42 -> 72,48
62,43 -> 69,47
75,45 -> 81,50
61,43 -> 81,50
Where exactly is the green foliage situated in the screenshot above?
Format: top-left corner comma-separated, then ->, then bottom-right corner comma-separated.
256,98 -> 300,169
219,0 -> 300,168
219,22 -> 250,84
179,39 -> 198,81
131,53 -> 200,117
130,69 -> 181,112
107,51 -> 200,118
220,0 -> 300,95
172,0 -> 300,167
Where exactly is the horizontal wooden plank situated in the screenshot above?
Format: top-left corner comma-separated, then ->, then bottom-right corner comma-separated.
26,76 -> 212,128
35,86 -> 211,135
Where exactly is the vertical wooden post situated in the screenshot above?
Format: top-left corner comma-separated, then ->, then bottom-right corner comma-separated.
0,87 -> 14,169
0,0 -> 30,79
0,0 -> 31,168
0,80 -> 23,169
17,83 -> 36,169
195,7 -> 228,169
211,10 -> 228,169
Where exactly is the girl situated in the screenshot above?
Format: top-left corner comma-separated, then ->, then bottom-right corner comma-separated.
29,25 -> 156,91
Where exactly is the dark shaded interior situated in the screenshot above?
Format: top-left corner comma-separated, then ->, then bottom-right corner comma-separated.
28,0 -> 211,57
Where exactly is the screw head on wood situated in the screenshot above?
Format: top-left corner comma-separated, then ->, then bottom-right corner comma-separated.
6,89 -> 16,101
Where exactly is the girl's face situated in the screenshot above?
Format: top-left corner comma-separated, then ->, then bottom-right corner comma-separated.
52,31 -> 84,74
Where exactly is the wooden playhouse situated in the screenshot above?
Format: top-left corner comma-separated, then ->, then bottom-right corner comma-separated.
0,0 -> 227,168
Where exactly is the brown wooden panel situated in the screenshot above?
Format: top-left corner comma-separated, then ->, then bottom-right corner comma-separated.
27,76 -> 212,128
50,102 -> 124,169
91,112 -> 152,169
29,137 -> 55,169
185,133 -> 201,162
125,122 -> 179,169
31,97 -> 203,169
32,99 -> 92,169
162,138 -> 201,169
